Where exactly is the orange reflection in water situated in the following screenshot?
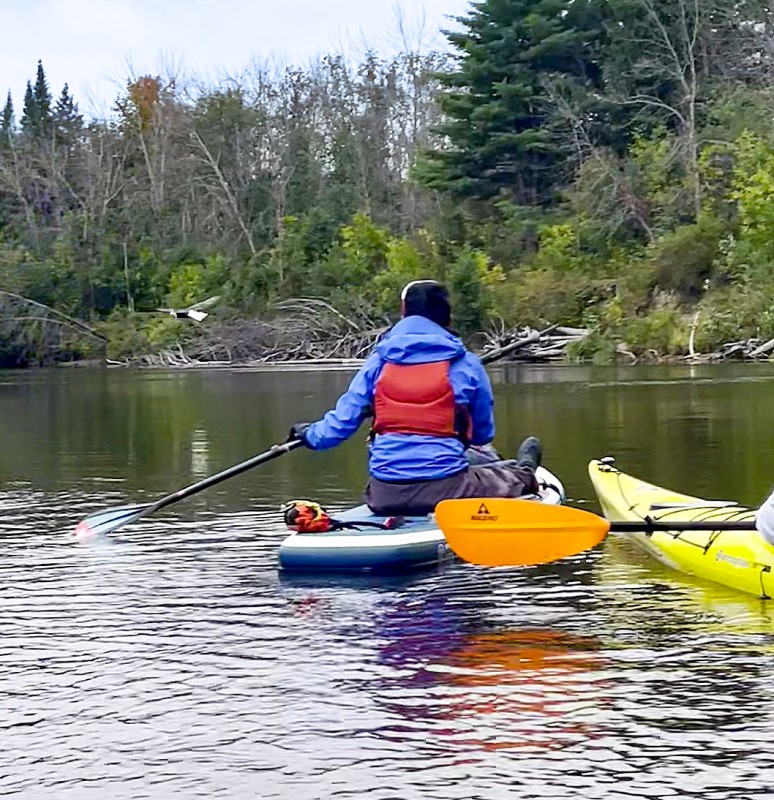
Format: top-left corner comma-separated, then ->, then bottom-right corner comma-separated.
424,629 -> 611,753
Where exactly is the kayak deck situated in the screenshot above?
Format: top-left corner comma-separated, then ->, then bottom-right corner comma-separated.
588,458 -> 774,598
278,465 -> 564,573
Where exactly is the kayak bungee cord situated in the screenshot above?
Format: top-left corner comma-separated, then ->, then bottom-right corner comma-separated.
605,460 -> 756,555
587,460 -> 774,598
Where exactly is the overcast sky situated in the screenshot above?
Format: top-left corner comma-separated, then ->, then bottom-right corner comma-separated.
1,0 -> 470,117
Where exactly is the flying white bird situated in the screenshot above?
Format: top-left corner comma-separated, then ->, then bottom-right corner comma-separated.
138,295 -> 220,323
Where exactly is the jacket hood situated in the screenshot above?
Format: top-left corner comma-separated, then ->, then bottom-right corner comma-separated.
375,315 -> 466,364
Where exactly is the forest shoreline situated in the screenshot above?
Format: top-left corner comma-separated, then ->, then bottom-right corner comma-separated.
4,300 -> 772,368
14,350 -> 772,371
5,1 -> 774,369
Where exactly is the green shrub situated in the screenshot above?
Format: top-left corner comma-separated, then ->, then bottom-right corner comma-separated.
565,330 -> 618,364
98,309 -> 187,360
446,247 -> 505,336
492,267 -> 608,328
648,216 -> 724,297
692,283 -> 774,352
618,302 -> 690,356
167,255 -> 229,308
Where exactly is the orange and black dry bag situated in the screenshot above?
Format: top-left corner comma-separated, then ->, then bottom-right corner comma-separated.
280,500 -> 405,534
281,500 -> 334,533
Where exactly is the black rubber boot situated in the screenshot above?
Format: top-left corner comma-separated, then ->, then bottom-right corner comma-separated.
516,436 -> 542,470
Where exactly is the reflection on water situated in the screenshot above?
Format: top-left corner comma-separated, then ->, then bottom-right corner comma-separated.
2,364 -> 774,798
382,625 -> 609,753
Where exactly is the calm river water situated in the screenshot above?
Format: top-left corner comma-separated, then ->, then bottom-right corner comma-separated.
2,363 -> 774,798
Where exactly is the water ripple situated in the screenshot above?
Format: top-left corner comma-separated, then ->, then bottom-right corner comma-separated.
3,488 -> 774,798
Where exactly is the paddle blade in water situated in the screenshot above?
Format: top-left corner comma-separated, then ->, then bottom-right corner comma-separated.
435,499 -> 611,567
72,505 -> 147,541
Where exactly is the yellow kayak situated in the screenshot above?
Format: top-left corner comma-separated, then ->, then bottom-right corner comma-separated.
588,458 -> 774,598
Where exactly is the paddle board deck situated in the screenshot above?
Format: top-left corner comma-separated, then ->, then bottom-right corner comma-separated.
278,466 -> 564,573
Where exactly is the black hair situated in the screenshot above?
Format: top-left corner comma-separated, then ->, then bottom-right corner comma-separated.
403,281 -> 451,328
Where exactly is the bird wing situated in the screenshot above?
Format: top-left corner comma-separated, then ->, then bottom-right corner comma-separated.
186,295 -> 220,312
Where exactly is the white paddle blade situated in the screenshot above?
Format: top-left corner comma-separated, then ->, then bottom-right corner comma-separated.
72,505 -> 147,541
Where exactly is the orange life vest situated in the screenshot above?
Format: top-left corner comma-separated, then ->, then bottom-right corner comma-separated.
372,361 -> 472,443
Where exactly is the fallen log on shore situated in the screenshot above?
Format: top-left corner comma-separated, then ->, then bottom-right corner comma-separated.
114,314 -> 594,368
681,336 -> 774,363
479,325 -> 588,364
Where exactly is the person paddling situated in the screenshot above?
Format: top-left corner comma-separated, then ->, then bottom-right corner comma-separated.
287,279 -> 543,516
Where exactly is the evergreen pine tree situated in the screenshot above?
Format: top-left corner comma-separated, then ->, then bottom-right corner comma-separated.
1,91 -> 13,144
416,0 -> 606,206
20,61 -> 53,138
21,80 -> 38,135
53,83 -> 83,144
33,59 -> 52,127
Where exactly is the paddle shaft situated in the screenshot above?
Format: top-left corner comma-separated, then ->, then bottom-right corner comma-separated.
153,438 -> 302,510
100,440 -> 303,533
611,519 -> 757,533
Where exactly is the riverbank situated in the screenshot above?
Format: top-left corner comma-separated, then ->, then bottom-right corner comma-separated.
98,314 -> 774,369
4,289 -> 774,369
8,323 -> 774,369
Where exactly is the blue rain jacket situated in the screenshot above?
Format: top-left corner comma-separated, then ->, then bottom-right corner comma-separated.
304,315 -> 495,481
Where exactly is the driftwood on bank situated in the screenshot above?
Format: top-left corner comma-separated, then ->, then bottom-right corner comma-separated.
97,292 -> 774,368
127,298 -> 389,367
121,309 -> 592,368
119,296 -> 774,367
748,338 -> 774,359
681,336 -> 774,363
479,325 -> 588,364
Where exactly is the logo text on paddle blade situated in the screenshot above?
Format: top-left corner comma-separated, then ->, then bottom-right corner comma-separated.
471,502 -> 498,522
